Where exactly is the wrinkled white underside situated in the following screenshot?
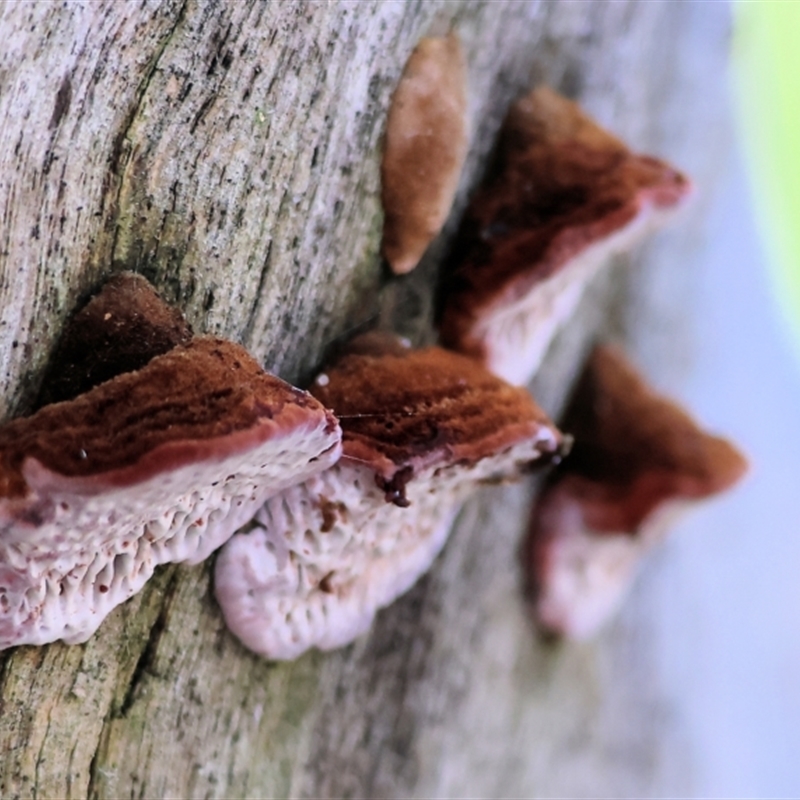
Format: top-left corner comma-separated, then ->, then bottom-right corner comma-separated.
0,418 -> 340,649
216,432 -> 558,660
532,487 -> 688,640
477,203 -> 677,386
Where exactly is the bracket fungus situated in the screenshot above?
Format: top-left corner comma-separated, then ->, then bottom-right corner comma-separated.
215,332 -> 563,660
381,33 -> 468,275
439,86 -> 692,385
37,271 -> 193,407
0,286 -> 341,649
525,345 -> 747,640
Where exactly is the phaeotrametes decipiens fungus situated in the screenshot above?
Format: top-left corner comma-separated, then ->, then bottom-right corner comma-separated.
381,33 -> 468,275
215,332 -> 564,660
439,86 -> 692,385
525,345 -> 747,640
0,282 -> 341,649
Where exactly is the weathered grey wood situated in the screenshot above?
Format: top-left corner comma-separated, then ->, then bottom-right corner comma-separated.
0,1 -> 730,797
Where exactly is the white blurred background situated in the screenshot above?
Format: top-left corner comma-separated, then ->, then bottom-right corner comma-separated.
648,117 -> 800,798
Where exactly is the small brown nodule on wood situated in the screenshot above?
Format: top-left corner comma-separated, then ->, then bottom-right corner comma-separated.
37,272 -> 193,407
381,33 -> 468,275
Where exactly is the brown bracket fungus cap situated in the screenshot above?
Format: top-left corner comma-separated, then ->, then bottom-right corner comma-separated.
215,332 -> 563,660
37,271 -> 193,408
525,345 -> 747,640
439,86 -> 692,385
381,33 -> 468,275
0,337 -> 341,649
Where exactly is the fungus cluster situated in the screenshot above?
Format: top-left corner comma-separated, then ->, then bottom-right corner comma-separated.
525,345 -> 747,640
390,73 -> 742,642
215,333 -> 563,659
0,278 -> 340,648
438,87 -> 692,385
1,38 -> 745,662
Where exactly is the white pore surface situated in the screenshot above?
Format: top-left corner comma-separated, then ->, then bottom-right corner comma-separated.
533,486 -> 685,640
216,431 -> 559,660
477,202 -> 679,386
0,417 -> 340,648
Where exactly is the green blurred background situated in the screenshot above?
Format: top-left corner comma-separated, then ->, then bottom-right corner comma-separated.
734,1 -> 800,361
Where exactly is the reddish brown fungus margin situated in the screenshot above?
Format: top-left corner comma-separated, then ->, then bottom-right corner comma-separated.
381,33 -> 468,275
439,86 -> 692,385
525,345 -> 747,640
215,332 -> 563,660
0,277 -> 341,649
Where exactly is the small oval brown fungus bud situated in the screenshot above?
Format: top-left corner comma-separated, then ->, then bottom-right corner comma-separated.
381,33 -> 468,275
37,272 -> 193,407
525,345 -> 747,640
215,332 -> 562,660
0,338 -> 341,649
439,86 -> 692,385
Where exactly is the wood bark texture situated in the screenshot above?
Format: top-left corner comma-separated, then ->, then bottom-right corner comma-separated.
0,1 -> 730,797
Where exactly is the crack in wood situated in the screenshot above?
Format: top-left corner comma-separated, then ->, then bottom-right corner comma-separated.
33,713 -> 52,800
86,567 -> 182,800
116,569 -> 183,719
107,0 -> 189,268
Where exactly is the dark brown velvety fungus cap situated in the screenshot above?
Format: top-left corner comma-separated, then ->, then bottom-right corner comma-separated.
215,332 -> 563,660
37,272 -> 193,407
439,86 -> 692,385
525,345 -> 747,639
310,332 -> 561,501
0,337 -> 341,649
381,34 -> 468,275
550,344 -> 747,531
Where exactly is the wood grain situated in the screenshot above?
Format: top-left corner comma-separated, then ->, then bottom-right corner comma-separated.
0,1 -> 730,796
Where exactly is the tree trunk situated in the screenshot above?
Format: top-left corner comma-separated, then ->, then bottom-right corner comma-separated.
0,1 -> 730,797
